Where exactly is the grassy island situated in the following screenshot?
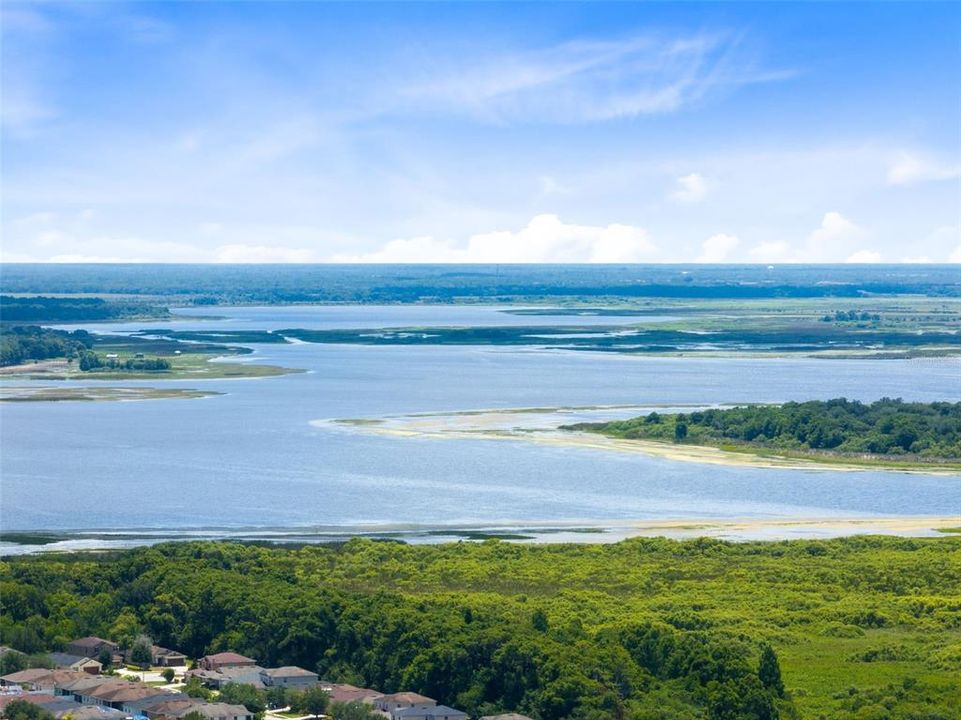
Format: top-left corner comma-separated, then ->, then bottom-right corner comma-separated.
563,399 -> 961,470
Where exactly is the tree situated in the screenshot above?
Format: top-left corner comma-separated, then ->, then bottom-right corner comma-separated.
162,667 -> 176,683
290,687 -> 330,718
219,682 -> 267,715
758,645 -> 784,697
265,686 -> 287,709
328,701 -> 381,720
184,676 -> 212,700
674,422 -> 688,441
98,647 -> 113,670
130,639 -> 152,669
3,701 -> 55,720
531,609 -> 549,633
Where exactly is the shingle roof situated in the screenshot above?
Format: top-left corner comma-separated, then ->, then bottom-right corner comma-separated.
260,666 -> 316,678
49,652 -> 97,668
69,637 -> 115,649
1,669 -> 55,684
380,692 -> 435,704
480,715 -> 535,720
321,683 -> 382,703
201,653 -> 254,664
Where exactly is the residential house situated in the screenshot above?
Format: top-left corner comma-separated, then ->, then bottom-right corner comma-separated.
0,693 -> 60,714
197,653 -> 256,672
48,653 -> 102,675
391,706 -> 469,720
170,702 -> 252,720
258,667 -> 318,689
66,638 -> 120,661
320,683 -> 382,704
185,666 -> 265,690
0,669 -> 56,689
150,646 -> 186,668
373,692 -> 436,714
480,715 -> 535,720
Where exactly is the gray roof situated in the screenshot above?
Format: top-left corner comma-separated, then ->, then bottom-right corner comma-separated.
49,652 -> 97,667
260,666 -> 317,678
393,707 -> 468,719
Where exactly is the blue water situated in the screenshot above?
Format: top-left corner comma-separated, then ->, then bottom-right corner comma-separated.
2,305 -> 960,538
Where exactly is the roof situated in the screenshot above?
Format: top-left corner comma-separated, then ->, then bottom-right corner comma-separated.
260,667 -> 317,678
152,646 -> 186,657
92,685 -> 165,703
0,694 -> 59,711
1,669 -> 55,684
176,703 -> 250,719
201,653 -> 254,664
480,715 -> 536,720
49,653 -> 98,668
321,683 -> 382,703
380,692 -> 435,704
56,706 -> 128,720
394,707 -> 467,719
68,637 -> 116,649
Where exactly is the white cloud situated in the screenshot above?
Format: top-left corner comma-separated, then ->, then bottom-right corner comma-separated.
887,152 -> 961,185
334,214 -> 658,263
846,249 -> 882,263
950,245 -> 961,263
747,241 -> 793,263
214,244 -> 317,263
696,233 -> 739,262
901,255 -> 931,263
670,173 -> 709,203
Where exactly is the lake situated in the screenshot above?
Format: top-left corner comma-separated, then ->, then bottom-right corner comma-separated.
2,305 -> 959,550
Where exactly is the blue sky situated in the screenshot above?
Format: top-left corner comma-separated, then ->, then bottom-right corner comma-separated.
2,1 -> 959,263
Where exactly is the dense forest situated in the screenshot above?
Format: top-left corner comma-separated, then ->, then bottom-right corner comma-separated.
0,326 -> 93,367
566,399 -> 961,461
0,296 -> 168,323
2,537 -> 960,719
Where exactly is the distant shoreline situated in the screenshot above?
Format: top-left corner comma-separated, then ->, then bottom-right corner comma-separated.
2,515 -> 959,556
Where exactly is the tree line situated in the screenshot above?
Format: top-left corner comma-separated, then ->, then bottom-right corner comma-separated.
567,398 -> 961,459
2,536 -> 960,719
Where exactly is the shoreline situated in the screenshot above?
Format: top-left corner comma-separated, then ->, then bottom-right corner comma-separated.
324,407 -> 961,476
2,515 -> 958,556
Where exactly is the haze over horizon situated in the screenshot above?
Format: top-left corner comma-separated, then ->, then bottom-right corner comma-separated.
2,2 -> 960,264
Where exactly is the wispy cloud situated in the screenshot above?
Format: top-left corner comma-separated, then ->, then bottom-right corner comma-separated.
670,172 -> 710,203
400,32 -> 794,124
887,152 -> 961,185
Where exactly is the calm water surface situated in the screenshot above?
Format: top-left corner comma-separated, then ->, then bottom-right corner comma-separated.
3,305 -> 960,540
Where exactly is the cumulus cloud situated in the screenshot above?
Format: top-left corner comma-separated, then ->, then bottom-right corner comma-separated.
334,214 -> 658,263
887,153 -> 961,185
214,244 -> 316,263
846,249 -> 882,263
696,233 -> 739,262
670,173 -> 709,203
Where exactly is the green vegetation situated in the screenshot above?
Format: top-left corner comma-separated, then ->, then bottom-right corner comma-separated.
2,700 -> 55,720
0,325 -> 93,366
3,537 -> 960,719
78,349 -> 171,372
0,387 -> 221,403
564,399 -> 961,465
0,295 -> 168,322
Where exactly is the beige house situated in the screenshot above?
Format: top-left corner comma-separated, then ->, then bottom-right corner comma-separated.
198,653 -> 257,672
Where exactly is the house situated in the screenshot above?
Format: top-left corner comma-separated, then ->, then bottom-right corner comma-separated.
185,666 -> 265,690
122,693 -> 188,717
258,667 -> 318,689
391,706 -> 468,720
374,692 -> 436,713
48,653 -> 102,675
320,683 -> 382,704
170,702 -> 252,720
0,693 -> 60,714
0,669 -> 56,689
197,653 -> 256,672
66,638 -> 120,661
480,715 -> 535,720
150,646 -> 187,668
49,706 -> 128,720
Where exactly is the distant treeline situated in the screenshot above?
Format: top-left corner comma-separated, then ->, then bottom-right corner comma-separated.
2,264 -> 959,302
567,398 -> 961,459
0,326 -> 93,367
0,296 -> 168,322
77,350 -> 171,372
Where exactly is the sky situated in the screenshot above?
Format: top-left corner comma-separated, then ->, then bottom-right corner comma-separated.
2,1 -> 960,264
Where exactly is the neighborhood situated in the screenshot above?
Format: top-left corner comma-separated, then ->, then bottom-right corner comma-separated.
0,639 -> 529,720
